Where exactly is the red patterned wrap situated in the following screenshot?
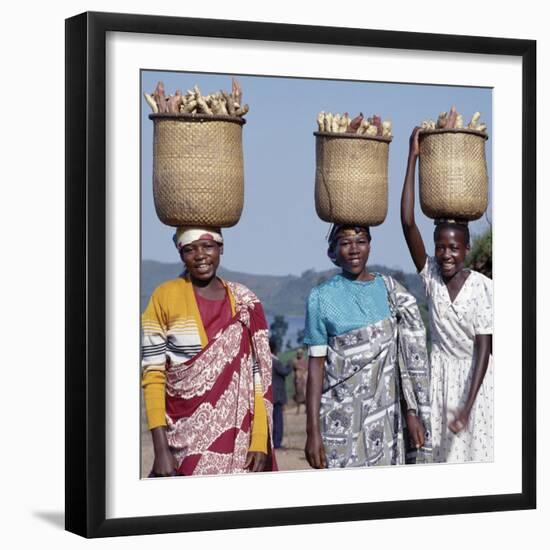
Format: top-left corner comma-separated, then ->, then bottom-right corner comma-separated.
165,282 -> 277,476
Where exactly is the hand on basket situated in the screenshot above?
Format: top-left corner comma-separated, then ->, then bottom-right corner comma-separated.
409,127 -> 422,158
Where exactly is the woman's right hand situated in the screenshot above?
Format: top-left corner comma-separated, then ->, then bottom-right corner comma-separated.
409,126 -> 422,158
305,431 -> 327,469
152,446 -> 177,476
151,426 -> 177,476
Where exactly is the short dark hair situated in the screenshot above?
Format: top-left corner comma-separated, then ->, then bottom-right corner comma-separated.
433,220 -> 470,247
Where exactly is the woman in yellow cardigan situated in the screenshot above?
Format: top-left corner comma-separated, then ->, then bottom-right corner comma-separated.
142,227 -> 276,476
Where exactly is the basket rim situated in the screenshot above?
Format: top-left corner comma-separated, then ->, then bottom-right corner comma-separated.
149,113 -> 246,125
419,128 -> 488,140
313,131 -> 392,143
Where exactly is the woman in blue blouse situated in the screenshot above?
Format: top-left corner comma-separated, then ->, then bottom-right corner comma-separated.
304,225 -> 432,469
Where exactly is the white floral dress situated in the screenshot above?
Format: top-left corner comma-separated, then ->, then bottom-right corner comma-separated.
420,257 -> 493,463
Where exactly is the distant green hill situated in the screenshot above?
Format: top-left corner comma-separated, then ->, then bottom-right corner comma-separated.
141,260 -> 426,316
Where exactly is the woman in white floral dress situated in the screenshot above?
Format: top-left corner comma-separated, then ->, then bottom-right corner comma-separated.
400,128 -> 493,463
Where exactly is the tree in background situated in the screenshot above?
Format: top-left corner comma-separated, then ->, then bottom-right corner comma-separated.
466,228 -> 492,279
270,314 -> 289,352
296,328 -> 305,347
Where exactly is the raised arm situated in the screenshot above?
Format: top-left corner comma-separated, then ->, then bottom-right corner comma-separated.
401,127 -> 428,273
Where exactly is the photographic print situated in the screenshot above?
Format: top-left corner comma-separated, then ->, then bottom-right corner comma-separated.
65,11 -> 535,537
139,70 -> 494,479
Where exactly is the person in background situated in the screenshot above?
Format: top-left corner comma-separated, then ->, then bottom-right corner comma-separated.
270,339 -> 292,449
141,226 -> 277,476
401,127 -> 493,463
291,348 -> 308,415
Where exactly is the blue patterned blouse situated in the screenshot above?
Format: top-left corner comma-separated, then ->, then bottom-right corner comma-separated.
304,273 -> 391,357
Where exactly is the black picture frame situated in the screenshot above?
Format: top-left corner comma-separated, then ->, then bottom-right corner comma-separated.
65,11 -> 536,538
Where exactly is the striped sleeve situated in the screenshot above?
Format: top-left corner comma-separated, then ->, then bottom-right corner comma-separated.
248,360 -> 268,454
142,369 -> 167,429
141,289 -> 168,374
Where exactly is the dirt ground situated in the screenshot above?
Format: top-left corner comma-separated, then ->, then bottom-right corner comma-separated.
141,403 -> 311,476
270,404 -> 310,471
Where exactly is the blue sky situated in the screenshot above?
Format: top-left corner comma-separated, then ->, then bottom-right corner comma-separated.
141,71 -> 492,275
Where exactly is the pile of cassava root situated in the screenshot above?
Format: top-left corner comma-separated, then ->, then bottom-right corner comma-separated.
143,78 -> 249,117
421,106 -> 487,133
316,112 -> 392,138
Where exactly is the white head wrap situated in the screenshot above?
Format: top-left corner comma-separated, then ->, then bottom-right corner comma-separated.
173,226 -> 223,250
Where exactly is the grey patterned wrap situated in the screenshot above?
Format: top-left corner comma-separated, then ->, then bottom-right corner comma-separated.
320,275 -> 432,468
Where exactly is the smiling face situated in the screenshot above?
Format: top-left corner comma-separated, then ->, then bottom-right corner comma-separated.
180,239 -> 222,282
333,228 -> 371,278
434,226 -> 470,279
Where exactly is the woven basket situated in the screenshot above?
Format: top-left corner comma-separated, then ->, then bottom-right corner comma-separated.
418,128 -> 489,221
150,113 -> 246,227
314,132 -> 391,226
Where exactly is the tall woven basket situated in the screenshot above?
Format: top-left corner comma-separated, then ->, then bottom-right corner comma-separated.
314,132 -> 391,226
150,113 -> 246,227
418,128 -> 489,221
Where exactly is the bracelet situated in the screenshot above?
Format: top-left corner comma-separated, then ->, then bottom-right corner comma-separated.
406,409 -> 417,417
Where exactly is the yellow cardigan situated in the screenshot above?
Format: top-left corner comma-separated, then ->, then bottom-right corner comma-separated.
142,277 -> 267,453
